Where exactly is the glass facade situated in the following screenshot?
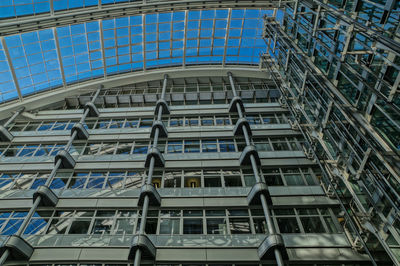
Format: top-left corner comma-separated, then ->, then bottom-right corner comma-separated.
263,0 -> 400,264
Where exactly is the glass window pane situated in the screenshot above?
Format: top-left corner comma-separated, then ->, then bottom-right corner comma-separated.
69,219 -> 91,234
159,218 -> 180,234
300,217 -> 325,233
183,219 -> 203,234
277,217 -> 300,233
207,218 -> 227,234
91,218 -> 113,234
229,218 -> 251,234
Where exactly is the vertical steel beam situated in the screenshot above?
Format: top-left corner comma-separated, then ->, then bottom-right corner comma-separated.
222,9 -> 232,67
142,14 -> 146,71
0,37 -> 22,101
182,10 -> 188,68
99,20 -> 107,78
53,27 -> 66,87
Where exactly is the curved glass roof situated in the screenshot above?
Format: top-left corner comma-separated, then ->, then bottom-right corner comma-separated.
0,8 -> 269,103
1,1 -> 162,18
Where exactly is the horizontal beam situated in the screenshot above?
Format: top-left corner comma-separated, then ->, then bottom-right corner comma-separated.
0,65 -> 269,120
0,0 -> 283,36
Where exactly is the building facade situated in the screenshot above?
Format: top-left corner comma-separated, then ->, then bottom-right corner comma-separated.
0,1 -> 398,266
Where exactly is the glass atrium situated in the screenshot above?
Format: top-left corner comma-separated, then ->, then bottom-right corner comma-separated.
0,0 -> 399,266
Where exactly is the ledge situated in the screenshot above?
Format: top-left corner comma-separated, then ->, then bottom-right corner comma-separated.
0,151 -> 315,172
21,234 -> 350,248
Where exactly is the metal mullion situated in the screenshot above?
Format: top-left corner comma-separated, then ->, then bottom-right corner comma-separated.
115,22 -> 120,68
156,17 -> 160,60
0,37 -> 22,101
128,17 -> 132,67
210,16 -> 216,57
53,27 -> 66,87
295,210 -> 305,233
169,15 -> 173,59
237,11 -> 246,60
183,10 -> 188,67
49,0 -> 54,16
99,20 -> 107,77
84,23 -> 97,78
317,209 -> 331,233
142,14 -> 146,71
196,17 -> 201,58
223,8 -> 232,66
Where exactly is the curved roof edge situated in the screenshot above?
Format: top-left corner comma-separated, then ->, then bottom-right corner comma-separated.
0,65 -> 268,120
0,0 -> 279,36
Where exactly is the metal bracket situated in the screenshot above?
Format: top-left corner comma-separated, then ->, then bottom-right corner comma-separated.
71,122 -> 89,140
0,125 -> 13,142
84,102 -> 100,117
247,182 -> 272,206
145,147 -> 165,167
55,150 -> 76,169
239,145 -> 261,166
150,121 -> 168,139
258,234 -> 288,260
0,235 -> 34,260
33,185 -> 59,207
128,234 -> 156,260
138,184 -> 161,207
154,99 -> 170,115
233,118 -> 252,137
228,96 -> 245,113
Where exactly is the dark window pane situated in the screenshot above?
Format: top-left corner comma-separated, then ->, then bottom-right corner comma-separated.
277,217 -> 300,233
145,218 -> 158,234
253,218 -> 267,233
300,217 -> 325,233
183,219 -> 203,234
204,177 -> 221,187
224,176 -> 242,187
69,219 -> 91,234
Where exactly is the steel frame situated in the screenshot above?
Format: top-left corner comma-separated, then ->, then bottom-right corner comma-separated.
0,66 -> 266,120
0,0 -> 286,37
263,1 -> 400,264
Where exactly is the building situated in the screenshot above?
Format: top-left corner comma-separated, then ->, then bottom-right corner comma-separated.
0,1 -> 398,266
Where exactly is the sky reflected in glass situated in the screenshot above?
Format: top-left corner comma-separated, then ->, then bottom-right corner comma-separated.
0,8 -> 269,103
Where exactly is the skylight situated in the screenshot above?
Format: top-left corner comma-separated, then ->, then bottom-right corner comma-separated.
0,8 -> 269,103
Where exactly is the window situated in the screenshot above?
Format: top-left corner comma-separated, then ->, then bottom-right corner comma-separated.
163,171 -> 182,188
184,140 -> 200,153
219,139 -> 235,152
228,209 -> 251,234
202,140 -> 217,152
224,175 -> 242,187
91,211 -> 115,234
207,218 -> 227,234
183,210 -> 203,234
132,141 -> 149,154
116,142 -> 132,154
183,219 -> 203,234
277,217 -> 300,233
69,219 -> 91,234
185,117 -> 199,126
113,210 -> 136,234
167,140 -> 183,153
159,210 -> 181,235
204,171 -> 222,187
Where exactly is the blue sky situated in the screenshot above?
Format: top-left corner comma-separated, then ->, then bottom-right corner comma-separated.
0,8 -> 271,103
